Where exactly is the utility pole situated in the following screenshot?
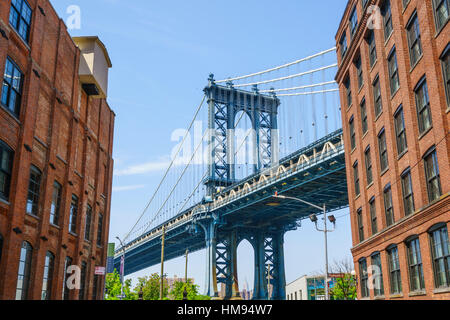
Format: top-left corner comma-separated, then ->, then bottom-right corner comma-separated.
183,249 -> 189,301
185,249 -> 189,283
267,264 -> 271,300
160,225 -> 166,300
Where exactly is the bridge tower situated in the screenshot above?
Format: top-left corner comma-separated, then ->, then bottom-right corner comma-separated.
204,75 -> 280,196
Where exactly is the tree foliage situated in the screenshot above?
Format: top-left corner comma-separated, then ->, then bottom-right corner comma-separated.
169,280 -> 211,300
105,270 -> 135,300
330,273 -> 357,300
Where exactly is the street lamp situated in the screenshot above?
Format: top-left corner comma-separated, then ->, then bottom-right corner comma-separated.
273,192 -> 336,300
116,236 -> 126,300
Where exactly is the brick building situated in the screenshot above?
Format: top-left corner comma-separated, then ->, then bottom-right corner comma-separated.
0,0 -> 115,300
336,0 -> 449,300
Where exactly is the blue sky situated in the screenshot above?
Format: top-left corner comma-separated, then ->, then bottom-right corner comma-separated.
50,0 -> 352,293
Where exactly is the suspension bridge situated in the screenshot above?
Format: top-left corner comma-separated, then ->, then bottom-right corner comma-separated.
114,47 -> 349,300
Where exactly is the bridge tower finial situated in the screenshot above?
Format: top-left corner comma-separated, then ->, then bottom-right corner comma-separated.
208,74 -> 215,86
252,84 -> 259,94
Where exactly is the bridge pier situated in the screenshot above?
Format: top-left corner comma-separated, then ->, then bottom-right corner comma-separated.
250,229 -> 286,300
198,219 -> 219,298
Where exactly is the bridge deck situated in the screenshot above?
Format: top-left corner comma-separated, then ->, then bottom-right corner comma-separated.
115,129 -> 348,276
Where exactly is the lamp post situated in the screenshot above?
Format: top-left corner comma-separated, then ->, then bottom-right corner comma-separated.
116,236 -> 126,300
183,249 -> 189,300
160,225 -> 166,300
273,192 -> 336,300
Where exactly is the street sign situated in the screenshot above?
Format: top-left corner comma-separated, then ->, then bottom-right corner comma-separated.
95,266 -> 106,275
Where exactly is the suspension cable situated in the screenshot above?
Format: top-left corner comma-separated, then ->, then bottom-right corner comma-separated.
277,89 -> 339,97
142,128 -> 209,234
122,95 -> 206,243
260,81 -> 336,93
216,47 -> 336,83
232,64 -> 338,88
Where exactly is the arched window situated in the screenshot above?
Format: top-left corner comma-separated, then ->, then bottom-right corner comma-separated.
386,245 -> 402,294
429,223 -> 449,288
0,140 -> 14,201
41,251 -> 55,300
358,258 -> 369,298
16,241 -> 33,300
405,236 -> 425,292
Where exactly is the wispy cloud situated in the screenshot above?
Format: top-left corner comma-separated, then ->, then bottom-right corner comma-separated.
112,184 -> 146,192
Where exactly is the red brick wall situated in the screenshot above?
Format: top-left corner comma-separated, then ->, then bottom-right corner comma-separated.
336,0 -> 450,300
0,0 -> 115,300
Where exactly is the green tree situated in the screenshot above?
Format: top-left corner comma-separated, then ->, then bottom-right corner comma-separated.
330,274 -> 357,300
133,273 -> 169,300
169,280 -> 211,300
104,270 -> 136,300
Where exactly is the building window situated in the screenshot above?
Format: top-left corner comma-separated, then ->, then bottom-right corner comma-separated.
429,224 -> 450,288
97,213 -> 104,247
403,0 -> 411,9
353,162 -> 360,197
394,106 -> 408,155
414,78 -> 432,134
62,256 -> 72,300
406,12 -> 423,67
441,45 -> 450,108
26,165 -> 42,217
373,76 -> 382,117
16,241 -> 33,300
381,0 -> 393,40
369,197 -> 377,235
371,253 -> 384,297
360,99 -> 368,135
388,48 -> 400,95
401,169 -> 415,216
359,258 -> 369,298
41,251 -> 55,300
355,55 -> 364,89
357,208 -> 364,242
79,261 -> 87,300
340,32 -> 348,58
432,0 -> 449,32
378,129 -> 388,172
345,77 -> 352,107
383,185 -> 394,227
85,205 -> 92,241
0,140 -> 14,201
1,57 -> 23,117
387,246 -> 402,294
364,147 -> 373,186
69,195 -> 79,234
50,181 -> 62,226
424,148 -> 442,203
367,30 -> 377,67
9,0 -> 32,43
406,237 -> 425,292
349,116 -> 356,150
350,6 -> 358,38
